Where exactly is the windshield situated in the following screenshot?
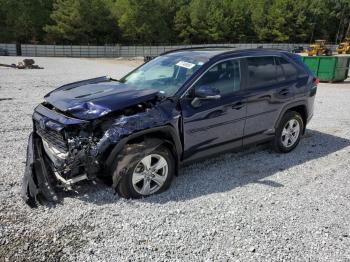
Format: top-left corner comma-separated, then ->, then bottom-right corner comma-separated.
120,54 -> 207,96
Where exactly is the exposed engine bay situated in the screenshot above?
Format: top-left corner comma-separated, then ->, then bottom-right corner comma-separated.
41,100 -> 163,179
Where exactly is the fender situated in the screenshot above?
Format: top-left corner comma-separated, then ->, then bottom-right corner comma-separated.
274,100 -> 308,132
104,125 -> 183,175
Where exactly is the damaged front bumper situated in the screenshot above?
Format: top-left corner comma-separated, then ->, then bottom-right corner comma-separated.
21,130 -> 97,207
21,132 -> 59,207
21,131 -> 94,207
21,104 -> 94,207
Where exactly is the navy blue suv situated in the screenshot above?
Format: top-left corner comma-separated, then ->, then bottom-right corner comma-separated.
22,48 -> 317,206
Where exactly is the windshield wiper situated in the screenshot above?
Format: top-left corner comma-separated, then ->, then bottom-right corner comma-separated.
107,76 -> 120,82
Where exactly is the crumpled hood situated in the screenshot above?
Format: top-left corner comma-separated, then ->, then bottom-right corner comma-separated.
44,76 -> 160,120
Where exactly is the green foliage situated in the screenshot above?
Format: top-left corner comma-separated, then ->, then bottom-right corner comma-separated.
44,0 -> 118,44
311,0 -> 350,42
116,0 -> 171,43
175,0 -> 254,43
262,0 -> 312,42
0,0 -> 349,44
0,0 -> 53,42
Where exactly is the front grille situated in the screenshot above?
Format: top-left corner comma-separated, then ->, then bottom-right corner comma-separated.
35,121 -> 68,152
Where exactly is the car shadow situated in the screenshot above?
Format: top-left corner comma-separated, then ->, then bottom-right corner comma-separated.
62,129 -> 350,205
141,129 -> 350,204
334,79 -> 350,84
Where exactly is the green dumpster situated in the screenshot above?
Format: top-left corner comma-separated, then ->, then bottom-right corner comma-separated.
301,56 -> 350,82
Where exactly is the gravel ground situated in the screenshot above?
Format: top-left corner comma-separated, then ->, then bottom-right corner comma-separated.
1,56 -> 350,261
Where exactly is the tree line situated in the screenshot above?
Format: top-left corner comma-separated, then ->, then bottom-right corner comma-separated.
0,0 -> 349,45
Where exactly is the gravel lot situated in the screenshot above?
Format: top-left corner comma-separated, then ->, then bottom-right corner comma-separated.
1,56 -> 350,261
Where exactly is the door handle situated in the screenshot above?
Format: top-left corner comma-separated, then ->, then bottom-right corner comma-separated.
279,89 -> 289,96
258,95 -> 271,99
231,101 -> 245,110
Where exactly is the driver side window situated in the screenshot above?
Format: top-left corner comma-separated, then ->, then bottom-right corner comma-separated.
194,59 -> 241,96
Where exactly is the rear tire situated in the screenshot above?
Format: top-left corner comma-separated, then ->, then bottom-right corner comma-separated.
114,143 -> 175,199
272,111 -> 304,153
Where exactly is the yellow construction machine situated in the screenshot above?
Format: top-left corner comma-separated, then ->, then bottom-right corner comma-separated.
307,40 -> 332,56
336,38 -> 350,54
337,23 -> 350,54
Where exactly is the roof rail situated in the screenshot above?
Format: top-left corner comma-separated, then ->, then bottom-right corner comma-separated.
160,45 -> 236,56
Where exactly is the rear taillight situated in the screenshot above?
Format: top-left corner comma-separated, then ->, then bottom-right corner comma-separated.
313,77 -> 320,85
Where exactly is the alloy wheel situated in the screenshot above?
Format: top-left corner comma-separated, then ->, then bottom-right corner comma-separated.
132,154 -> 169,195
281,119 -> 300,148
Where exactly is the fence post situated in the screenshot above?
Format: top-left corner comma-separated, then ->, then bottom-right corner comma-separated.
16,42 -> 21,56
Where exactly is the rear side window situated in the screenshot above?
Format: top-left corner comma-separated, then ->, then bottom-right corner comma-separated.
275,58 -> 286,82
246,56 -> 277,88
284,53 -> 313,76
277,57 -> 298,80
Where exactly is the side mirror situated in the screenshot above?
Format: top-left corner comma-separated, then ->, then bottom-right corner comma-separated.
191,85 -> 221,107
195,85 -> 221,99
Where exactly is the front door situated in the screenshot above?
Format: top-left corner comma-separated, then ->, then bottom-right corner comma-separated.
180,58 -> 247,159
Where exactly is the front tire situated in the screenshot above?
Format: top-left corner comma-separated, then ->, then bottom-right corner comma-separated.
273,111 -> 304,153
115,144 -> 175,199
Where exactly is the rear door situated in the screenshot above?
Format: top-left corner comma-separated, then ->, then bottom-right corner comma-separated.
277,55 -> 310,100
180,58 -> 247,159
242,56 -> 296,145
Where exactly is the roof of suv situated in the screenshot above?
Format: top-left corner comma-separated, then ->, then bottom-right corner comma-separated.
162,47 -> 290,60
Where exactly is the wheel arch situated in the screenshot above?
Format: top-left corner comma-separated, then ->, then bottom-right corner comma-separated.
275,102 -> 308,134
104,125 -> 182,177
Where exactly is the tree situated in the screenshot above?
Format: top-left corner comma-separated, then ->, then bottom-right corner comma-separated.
249,0 -> 274,42
1,0 -> 349,44
0,0 -> 53,43
264,0 -> 311,42
174,0 -> 254,44
44,0 -> 119,44
174,4 -> 193,43
311,0 -> 350,43
116,0 -> 171,43
219,0 -> 254,42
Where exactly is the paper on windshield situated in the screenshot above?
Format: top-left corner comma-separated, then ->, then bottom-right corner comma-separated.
176,61 -> 196,69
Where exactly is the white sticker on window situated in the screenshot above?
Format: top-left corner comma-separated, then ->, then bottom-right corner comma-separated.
176,61 -> 195,69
